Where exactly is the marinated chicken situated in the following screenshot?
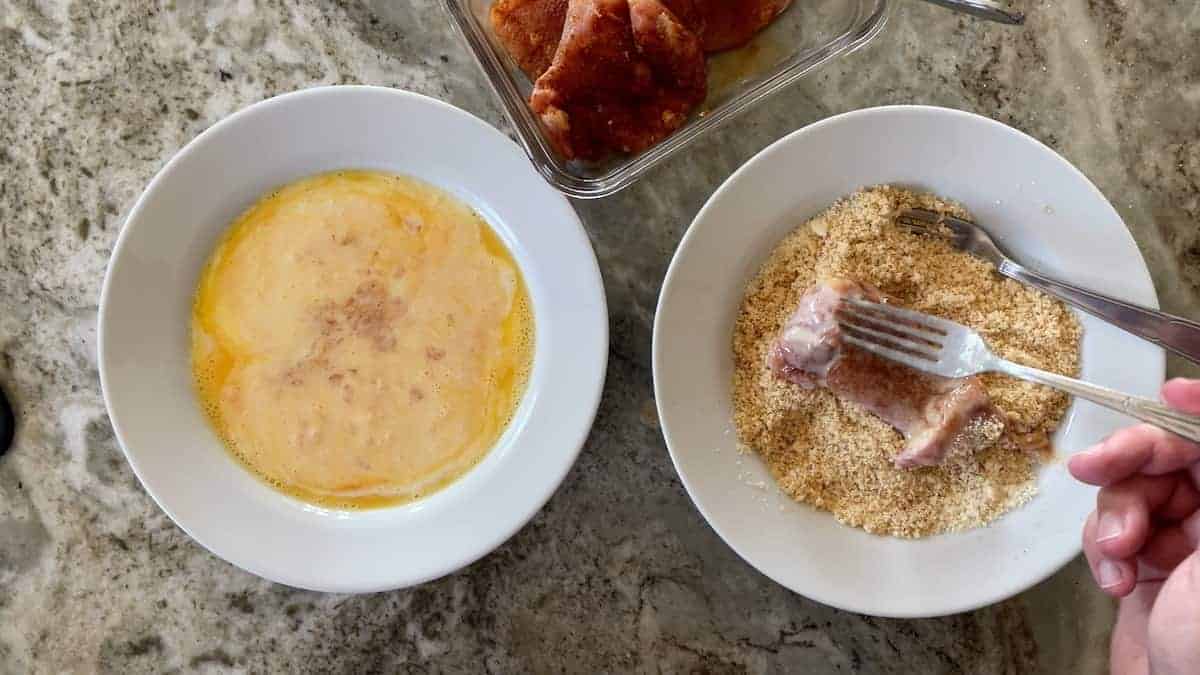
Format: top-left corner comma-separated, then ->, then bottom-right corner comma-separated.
660,0 -> 792,52
491,0 -> 791,159
490,0 -> 569,78
529,0 -> 706,160
767,279 -> 1002,468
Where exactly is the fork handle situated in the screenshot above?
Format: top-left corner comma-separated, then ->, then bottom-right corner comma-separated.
999,260 -> 1200,365
996,361 -> 1200,444
913,0 -> 1025,24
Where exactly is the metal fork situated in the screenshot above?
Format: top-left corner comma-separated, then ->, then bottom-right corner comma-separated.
836,297 -> 1200,443
914,0 -> 1024,25
898,208 -> 1200,365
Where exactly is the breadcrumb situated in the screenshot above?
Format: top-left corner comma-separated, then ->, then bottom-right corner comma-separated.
731,186 -> 1081,538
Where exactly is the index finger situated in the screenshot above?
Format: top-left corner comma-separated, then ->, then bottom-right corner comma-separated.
1068,424 -> 1200,487
1162,378 -> 1200,414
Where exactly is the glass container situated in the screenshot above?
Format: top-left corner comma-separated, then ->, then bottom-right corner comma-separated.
445,0 -> 891,198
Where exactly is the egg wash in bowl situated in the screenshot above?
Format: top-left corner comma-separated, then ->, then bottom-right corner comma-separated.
191,170 -> 534,510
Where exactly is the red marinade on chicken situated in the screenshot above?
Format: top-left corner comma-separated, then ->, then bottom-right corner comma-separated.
491,0 -> 792,159
528,0 -> 707,160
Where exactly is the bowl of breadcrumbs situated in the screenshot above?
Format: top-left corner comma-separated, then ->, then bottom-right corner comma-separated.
733,185 -> 1081,539
653,106 -> 1164,617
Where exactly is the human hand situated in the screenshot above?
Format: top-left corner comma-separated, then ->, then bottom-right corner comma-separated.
1068,378 -> 1200,675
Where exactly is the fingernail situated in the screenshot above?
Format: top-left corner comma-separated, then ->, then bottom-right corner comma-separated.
1097,512 -> 1124,543
1098,559 -> 1124,589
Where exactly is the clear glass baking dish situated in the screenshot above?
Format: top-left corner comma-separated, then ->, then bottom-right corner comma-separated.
444,0 -> 891,198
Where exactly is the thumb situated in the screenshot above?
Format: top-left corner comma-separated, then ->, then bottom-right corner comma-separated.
1146,552 -> 1200,675
1161,379 -> 1200,414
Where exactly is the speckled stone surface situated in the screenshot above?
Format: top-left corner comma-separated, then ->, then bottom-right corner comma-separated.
1,0 -> 1198,672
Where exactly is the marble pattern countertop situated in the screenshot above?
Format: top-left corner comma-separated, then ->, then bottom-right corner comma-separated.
1,0 -> 1198,672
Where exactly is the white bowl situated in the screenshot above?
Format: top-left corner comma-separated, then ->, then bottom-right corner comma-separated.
99,86 -> 608,592
653,105 -> 1163,618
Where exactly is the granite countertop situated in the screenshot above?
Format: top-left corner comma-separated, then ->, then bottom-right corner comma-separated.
2,0 -> 1198,672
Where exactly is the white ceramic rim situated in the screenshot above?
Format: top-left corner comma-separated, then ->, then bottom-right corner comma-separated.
98,86 -> 608,592
653,104 -> 1164,617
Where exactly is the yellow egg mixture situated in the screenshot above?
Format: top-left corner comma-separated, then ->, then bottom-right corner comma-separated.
192,171 -> 534,509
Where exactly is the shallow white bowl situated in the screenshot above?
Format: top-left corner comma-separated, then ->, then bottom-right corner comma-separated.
653,105 -> 1163,618
99,86 -> 608,592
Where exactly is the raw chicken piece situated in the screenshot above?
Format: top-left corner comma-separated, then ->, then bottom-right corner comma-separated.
490,0 -> 569,78
491,0 -> 793,80
529,0 -> 707,160
767,279 -> 1002,469
661,0 -> 793,52
491,0 -> 791,158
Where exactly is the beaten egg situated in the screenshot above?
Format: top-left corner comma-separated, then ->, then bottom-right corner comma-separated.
191,171 -> 534,509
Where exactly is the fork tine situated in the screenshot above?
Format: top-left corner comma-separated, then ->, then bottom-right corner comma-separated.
837,305 -> 943,348
894,210 -> 944,234
842,334 -> 939,373
898,208 -> 945,225
895,218 -> 951,239
901,209 -> 977,237
843,297 -> 956,336
836,311 -> 942,354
